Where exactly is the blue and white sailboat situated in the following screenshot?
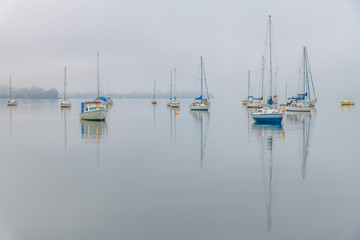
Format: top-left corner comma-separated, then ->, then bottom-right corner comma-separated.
252,15 -> 284,124
80,52 -> 108,121
286,46 -> 317,112
190,56 -> 210,111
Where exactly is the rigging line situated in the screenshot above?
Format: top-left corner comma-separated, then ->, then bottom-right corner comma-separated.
296,51 -> 304,95
305,48 -> 311,100
306,50 -> 317,99
194,60 -> 201,95
202,59 -> 210,101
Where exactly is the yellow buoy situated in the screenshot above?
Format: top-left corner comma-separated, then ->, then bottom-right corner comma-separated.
176,112 -> 179,116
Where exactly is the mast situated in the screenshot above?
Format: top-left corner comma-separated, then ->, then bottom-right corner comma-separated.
303,47 -> 306,98
285,82 -> 287,102
153,80 -> 156,100
64,66 -> 67,100
304,47 -> 311,101
262,55 -> 264,99
97,52 -> 100,99
248,70 -> 250,99
170,70 -> 172,101
275,71 -> 277,96
201,56 -> 203,98
269,15 -> 273,98
174,68 -> 177,100
9,75 -> 12,100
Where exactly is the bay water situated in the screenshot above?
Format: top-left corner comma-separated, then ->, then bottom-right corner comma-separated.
0,98 -> 359,240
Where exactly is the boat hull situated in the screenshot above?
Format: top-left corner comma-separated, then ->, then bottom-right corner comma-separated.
242,100 -> 251,105
189,104 -> 209,111
7,100 -> 18,106
286,106 -> 311,112
80,110 -> 107,121
61,100 -> 71,107
340,101 -> 355,106
170,101 -> 180,108
251,113 -> 283,124
247,102 -> 269,108
151,100 -> 157,104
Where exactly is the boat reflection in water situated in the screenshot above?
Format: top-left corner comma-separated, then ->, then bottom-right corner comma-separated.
190,111 -> 210,168
152,103 -> 156,131
8,106 -> 15,141
286,112 -> 314,179
80,120 -> 108,170
61,107 -> 71,149
80,120 -> 108,141
250,123 -> 284,233
169,107 -> 179,149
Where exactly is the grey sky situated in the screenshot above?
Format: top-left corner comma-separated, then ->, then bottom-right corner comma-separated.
0,0 -> 359,99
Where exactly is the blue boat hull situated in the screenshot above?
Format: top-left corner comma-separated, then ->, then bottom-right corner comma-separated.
252,114 -> 283,124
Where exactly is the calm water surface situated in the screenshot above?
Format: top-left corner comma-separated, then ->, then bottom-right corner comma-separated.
0,98 -> 359,240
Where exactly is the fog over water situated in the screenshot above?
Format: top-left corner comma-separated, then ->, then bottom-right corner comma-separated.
0,0 -> 359,100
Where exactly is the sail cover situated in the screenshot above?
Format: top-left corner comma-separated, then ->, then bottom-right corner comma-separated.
95,96 -> 108,102
296,93 -> 307,100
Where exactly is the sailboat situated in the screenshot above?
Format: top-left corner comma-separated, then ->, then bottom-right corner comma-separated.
151,80 -> 157,104
190,56 -> 210,111
286,46 -> 316,112
252,15 -> 284,124
7,75 -> 18,106
80,52 -> 108,121
169,68 -> 180,108
60,66 -> 71,107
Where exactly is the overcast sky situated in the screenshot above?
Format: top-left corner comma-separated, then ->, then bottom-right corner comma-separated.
0,0 -> 359,99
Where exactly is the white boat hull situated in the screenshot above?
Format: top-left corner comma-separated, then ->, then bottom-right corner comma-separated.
61,100 -> 71,107
189,104 -> 209,111
286,106 -> 311,112
170,101 -> 180,108
247,102 -> 269,108
80,109 -> 107,121
7,100 -> 18,106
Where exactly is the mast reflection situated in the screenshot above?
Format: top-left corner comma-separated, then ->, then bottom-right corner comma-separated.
61,107 -> 70,150
286,112 -> 315,179
153,103 -> 156,131
191,111 -> 210,168
9,106 -> 13,141
250,123 -> 283,233
169,108 -> 179,149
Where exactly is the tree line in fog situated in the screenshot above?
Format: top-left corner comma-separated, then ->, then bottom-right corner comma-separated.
0,85 -> 59,99
0,84 -> 214,99
69,91 -> 215,99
